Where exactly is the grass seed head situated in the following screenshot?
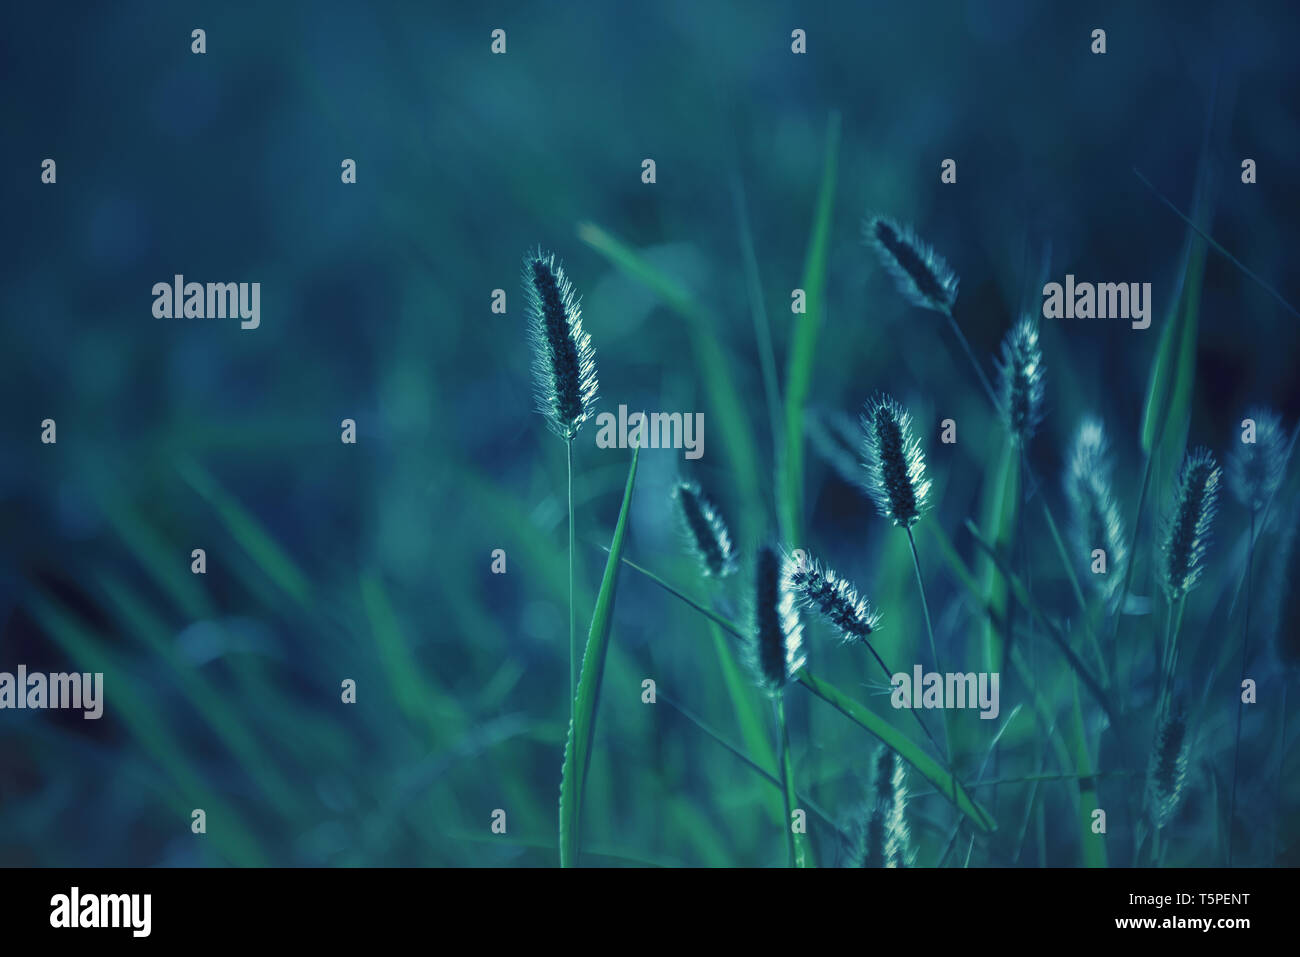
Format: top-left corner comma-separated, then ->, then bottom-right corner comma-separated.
747,544 -> 806,696
1227,406 -> 1287,512
996,315 -> 1046,445
1160,447 -> 1221,600
863,215 -> 959,315
524,249 -> 598,440
1146,701 -> 1191,830
861,393 -> 931,528
783,549 -> 881,645
852,746 -> 912,867
671,480 -> 737,579
1065,417 -> 1127,605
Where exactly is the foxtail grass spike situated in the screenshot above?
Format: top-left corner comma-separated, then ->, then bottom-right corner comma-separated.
524,249 -> 598,439
1227,406 -> 1286,513
1147,701 -> 1191,829
852,746 -> 912,867
747,545 -> 806,696
863,215 -> 958,315
671,480 -> 737,578
861,393 -> 931,528
784,549 -> 881,645
1160,447 -> 1222,599
1065,417 -> 1127,605
996,316 -> 1045,445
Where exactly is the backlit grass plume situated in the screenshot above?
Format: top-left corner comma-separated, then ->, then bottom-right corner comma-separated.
1160,447 -> 1222,599
784,549 -> 881,645
806,406 -> 865,490
1065,417 -> 1127,604
747,545 -> 806,696
525,249 -> 597,439
852,746 -> 912,868
671,480 -> 737,578
863,215 -> 958,315
996,316 -> 1045,445
861,393 -> 931,528
523,247 -> 598,723
1227,406 -> 1286,512
1147,701 -> 1191,830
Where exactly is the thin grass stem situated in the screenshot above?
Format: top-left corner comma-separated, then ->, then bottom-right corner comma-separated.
567,437 -> 577,723
1228,508 -> 1257,866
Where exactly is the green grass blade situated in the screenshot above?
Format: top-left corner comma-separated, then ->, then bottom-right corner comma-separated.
175,458 -> 312,607
559,443 -> 640,867
1071,676 -> 1107,867
794,669 -> 996,833
978,441 -> 1019,673
778,110 -> 841,545
708,622 -> 779,786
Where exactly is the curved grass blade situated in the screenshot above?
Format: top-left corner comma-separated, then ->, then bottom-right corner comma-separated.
795,670 -> 997,833
559,443 -> 640,866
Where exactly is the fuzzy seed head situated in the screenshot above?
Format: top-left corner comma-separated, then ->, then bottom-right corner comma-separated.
783,549 -> 881,645
1146,703 -> 1190,830
863,215 -> 959,315
861,393 -> 931,528
1065,417 -> 1127,606
852,746 -> 912,868
671,481 -> 737,579
747,545 -> 806,696
1227,406 -> 1286,512
1161,447 -> 1221,599
524,250 -> 598,439
996,316 -> 1046,445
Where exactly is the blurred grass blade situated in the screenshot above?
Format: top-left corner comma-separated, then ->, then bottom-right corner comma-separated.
176,458 -> 312,607
978,442 -> 1019,673
577,222 -> 762,543
795,670 -> 996,833
1071,676 -> 1107,867
560,443 -> 640,867
778,110 -> 841,545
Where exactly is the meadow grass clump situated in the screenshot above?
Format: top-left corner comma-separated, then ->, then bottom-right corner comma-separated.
996,316 -> 1045,446
524,248 -> 598,719
1160,447 -> 1221,601
1065,417 -> 1127,606
671,480 -> 737,579
1147,701 -> 1191,831
851,746 -> 912,868
1227,406 -> 1286,513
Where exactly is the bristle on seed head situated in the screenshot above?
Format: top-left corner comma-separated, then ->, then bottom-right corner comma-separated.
1146,701 -> 1190,830
996,316 -> 1045,445
863,215 -> 959,315
747,545 -> 806,696
783,549 -> 881,645
861,393 -> 931,528
524,249 -> 598,439
671,480 -> 737,578
1227,406 -> 1287,512
1161,447 -> 1221,599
